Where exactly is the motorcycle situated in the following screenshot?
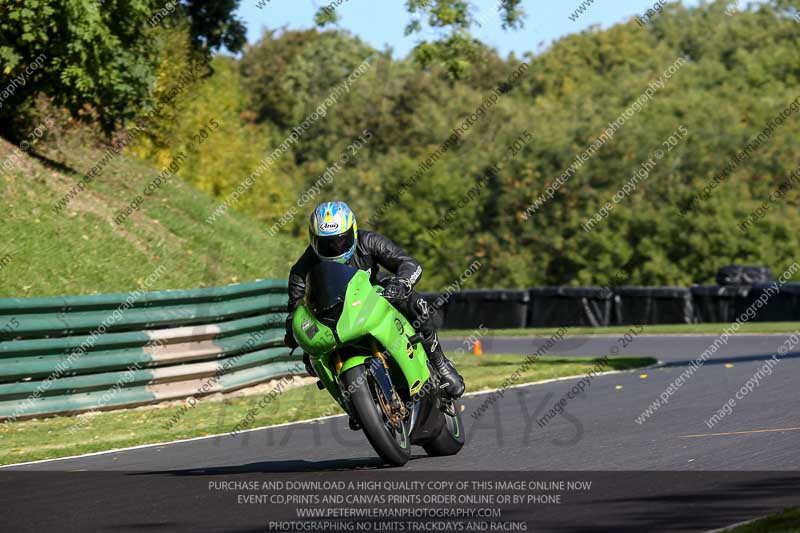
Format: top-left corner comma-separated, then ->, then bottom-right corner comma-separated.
291,261 -> 464,466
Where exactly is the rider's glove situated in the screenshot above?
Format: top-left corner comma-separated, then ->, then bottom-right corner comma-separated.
383,277 -> 412,302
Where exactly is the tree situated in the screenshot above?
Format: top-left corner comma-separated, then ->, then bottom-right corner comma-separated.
0,0 -> 246,133
182,0 -> 246,52
314,0 -> 526,78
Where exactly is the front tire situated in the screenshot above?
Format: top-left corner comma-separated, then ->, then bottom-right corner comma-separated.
341,364 -> 411,467
423,402 -> 465,456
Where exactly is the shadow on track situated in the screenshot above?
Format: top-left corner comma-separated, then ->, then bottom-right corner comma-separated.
588,473 -> 800,533
657,350 -> 800,368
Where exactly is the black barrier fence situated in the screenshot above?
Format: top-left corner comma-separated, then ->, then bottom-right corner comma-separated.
423,283 -> 800,330
432,290 -> 530,329
614,286 -> 694,325
742,283 -> 800,322
691,285 -> 750,323
528,287 -> 613,328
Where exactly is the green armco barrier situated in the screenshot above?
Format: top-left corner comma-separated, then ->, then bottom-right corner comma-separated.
0,385 -> 159,420
0,279 -> 289,314
0,347 -> 292,400
0,279 -> 303,421
0,314 -> 287,357
0,358 -> 301,419
0,329 -> 285,381
3,293 -> 288,340
216,359 -> 304,390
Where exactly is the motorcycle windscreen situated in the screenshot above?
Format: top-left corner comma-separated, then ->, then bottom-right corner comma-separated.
305,262 -> 359,324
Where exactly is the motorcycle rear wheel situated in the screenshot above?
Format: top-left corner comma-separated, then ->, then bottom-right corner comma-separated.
341,364 -> 411,467
423,401 -> 465,456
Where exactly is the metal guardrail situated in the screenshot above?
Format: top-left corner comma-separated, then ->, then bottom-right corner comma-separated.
0,280 -> 292,421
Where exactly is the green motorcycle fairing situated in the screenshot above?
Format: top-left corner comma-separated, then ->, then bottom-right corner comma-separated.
292,269 -> 430,409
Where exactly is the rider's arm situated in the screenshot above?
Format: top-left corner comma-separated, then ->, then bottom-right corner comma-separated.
364,231 -> 422,288
288,246 -> 317,311
286,247 -> 317,339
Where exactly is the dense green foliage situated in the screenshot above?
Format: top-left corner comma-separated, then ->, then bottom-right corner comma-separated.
3,0 -> 800,292
0,0 -> 245,132
147,0 -> 800,289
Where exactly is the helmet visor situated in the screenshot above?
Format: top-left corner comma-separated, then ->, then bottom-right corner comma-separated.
314,227 -> 355,259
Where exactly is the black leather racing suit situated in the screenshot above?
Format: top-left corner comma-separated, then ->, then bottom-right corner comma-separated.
285,230 -> 463,397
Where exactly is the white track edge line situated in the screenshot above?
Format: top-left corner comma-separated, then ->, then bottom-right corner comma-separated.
704,512 -> 772,533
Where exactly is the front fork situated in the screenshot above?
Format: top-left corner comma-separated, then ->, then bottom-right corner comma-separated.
327,348 -> 404,425
369,357 -> 409,427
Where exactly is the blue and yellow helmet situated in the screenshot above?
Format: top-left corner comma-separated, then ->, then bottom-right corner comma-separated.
309,201 -> 358,263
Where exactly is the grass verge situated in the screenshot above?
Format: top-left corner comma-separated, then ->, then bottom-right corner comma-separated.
0,128 -> 303,297
442,322 -> 800,338
0,354 -> 654,466
726,507 -> 800,532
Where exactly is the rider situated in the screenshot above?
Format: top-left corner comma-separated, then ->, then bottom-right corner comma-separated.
283,200 -> 465,399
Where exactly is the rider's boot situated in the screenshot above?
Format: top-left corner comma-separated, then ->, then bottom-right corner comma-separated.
423,332 -> 465,398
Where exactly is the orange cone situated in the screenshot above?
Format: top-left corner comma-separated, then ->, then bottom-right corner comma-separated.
472,340 -> 483,356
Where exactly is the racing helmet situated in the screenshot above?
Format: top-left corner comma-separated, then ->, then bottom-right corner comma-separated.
309,201 -> 358,263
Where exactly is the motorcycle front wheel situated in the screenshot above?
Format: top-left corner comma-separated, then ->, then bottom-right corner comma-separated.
341,364 -> 411,467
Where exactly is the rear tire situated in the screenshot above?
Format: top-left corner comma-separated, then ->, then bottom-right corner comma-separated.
341,365 -> 411,467
423,401 -> 465,456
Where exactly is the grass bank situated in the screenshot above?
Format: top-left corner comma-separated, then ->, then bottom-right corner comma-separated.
727,508 -> 800,532
0,128 -> 303,297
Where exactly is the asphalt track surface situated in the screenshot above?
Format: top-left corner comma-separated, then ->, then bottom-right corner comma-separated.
3,334 -> 800,531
